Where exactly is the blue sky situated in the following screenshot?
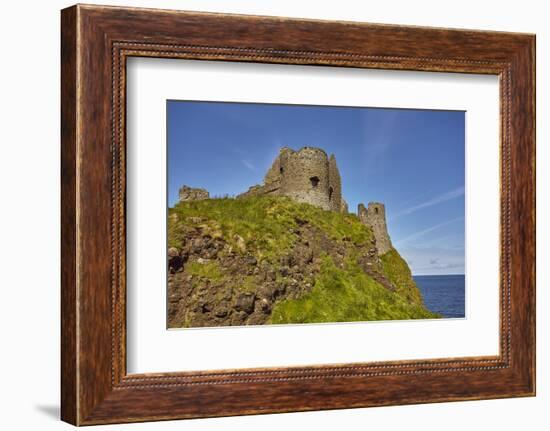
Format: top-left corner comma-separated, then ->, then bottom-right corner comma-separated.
167,100 -> 465,276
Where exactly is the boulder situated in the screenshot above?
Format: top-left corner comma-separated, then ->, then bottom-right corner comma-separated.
234,292 -> 255,314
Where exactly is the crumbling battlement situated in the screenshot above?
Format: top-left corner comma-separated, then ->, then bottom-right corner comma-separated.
358,202 -> 393,255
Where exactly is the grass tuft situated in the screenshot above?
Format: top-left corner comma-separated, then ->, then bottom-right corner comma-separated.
185,260 -> 224,281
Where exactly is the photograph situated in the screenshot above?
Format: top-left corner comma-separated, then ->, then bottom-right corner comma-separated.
166,101 -> 466,328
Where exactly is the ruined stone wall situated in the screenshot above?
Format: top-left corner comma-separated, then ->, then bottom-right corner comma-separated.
238,180 -> 281,198
358,202 -> 392,255
179,185 -> 209,202
263,150 -> 284,185
340,198 -> 349,214
328,155 -> 344,213
279,147 -> 331,211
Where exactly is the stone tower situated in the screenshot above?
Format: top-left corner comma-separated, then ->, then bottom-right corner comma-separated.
358,202 -> 392,255
279,147 -> 331,211
238,147 -> 347,213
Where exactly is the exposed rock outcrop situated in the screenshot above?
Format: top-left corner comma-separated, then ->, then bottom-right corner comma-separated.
179,185 -> 209,202
167,197 -> 437,328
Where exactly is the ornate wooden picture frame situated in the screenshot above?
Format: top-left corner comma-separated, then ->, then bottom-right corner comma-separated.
61,4 -> 535,425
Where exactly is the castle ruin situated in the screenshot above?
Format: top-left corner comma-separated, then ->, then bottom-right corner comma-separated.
237,147 -> 348,213
178,146 -> 393,256
358,202 -> 393,255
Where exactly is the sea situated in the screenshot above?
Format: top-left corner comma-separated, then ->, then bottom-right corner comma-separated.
413,274 -> 465,318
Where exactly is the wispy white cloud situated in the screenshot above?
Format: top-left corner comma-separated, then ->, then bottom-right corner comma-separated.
399,244 -> 465,275
412,234 -> 460,250
395,186 -> 465,217
395,217 -> 464,245
241,159 -> 256,172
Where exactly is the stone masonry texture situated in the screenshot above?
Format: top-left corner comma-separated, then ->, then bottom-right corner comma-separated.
238,147 -> 347,213
358,202 -> 393,255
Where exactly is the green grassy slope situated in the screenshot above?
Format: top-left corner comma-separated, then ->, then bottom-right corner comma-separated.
380,248 -> 425,305
169,196 -> 372,261
270,255 -> 436,324
168,196 -> 439,325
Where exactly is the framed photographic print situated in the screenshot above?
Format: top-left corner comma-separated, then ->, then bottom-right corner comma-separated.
61,4 -> 535,425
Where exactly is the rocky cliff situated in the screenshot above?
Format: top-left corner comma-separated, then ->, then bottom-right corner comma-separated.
167,196 -> 438,328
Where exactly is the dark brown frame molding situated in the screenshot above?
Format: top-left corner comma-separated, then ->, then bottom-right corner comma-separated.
61,4 -> 536,425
